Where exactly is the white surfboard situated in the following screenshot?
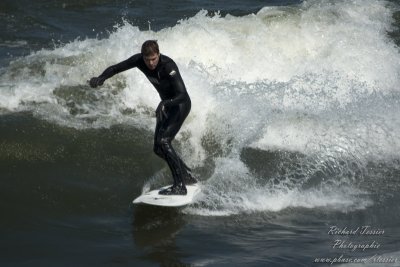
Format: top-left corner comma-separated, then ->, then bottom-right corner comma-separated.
133,184 -> 201,207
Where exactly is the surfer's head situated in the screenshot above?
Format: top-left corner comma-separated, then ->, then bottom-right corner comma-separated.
142,40 -> 160,70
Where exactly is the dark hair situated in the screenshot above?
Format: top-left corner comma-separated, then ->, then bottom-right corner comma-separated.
141,40 -> 159,56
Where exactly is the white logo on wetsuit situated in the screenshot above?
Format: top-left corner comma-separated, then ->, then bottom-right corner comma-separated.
169,70 -> 177,76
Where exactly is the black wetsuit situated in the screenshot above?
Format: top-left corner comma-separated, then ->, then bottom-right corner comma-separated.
92,54 -> 195,194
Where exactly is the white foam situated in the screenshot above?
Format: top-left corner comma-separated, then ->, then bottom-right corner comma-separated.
0,40 -> 28,48
184,157 -> 373,216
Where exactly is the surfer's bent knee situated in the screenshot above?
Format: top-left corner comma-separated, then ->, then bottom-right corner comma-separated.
159,137 -> 172,154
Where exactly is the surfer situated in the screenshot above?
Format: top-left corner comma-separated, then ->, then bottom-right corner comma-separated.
89,40 -> 196,195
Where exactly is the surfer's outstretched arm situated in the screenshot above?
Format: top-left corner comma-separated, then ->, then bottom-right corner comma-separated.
89,54 -> 141,88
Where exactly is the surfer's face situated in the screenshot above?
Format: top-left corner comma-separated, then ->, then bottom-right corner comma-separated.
144,53 -> 160,70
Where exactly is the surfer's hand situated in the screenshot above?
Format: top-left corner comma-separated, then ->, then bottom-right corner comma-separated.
89,76 -> 105,88
156,101 -> 169,121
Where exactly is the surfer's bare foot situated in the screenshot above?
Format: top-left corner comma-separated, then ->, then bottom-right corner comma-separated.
159,184 -> 187,195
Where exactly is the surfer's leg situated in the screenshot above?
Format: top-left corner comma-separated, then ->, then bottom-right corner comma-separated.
166,102 -> 197,185
180,161 -> 197,185
153,107 -> 166,159
155,140 -> 196,186
153,106 -> 186,194
153,135 -> 165,160
158,136 -> 187,195
157,103 -> 196,195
